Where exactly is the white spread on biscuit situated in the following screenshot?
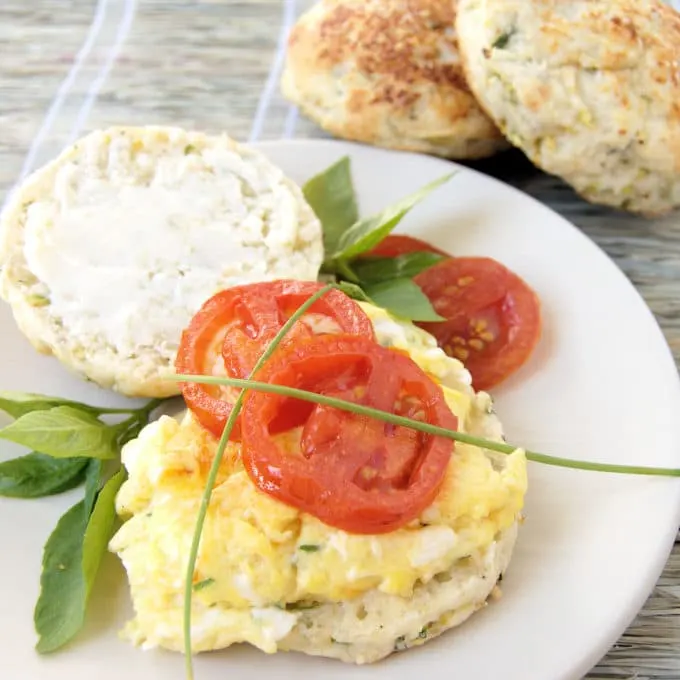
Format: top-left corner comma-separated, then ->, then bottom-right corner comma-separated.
22,131 -> 323,357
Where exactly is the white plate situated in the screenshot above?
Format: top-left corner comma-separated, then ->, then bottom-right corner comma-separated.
2,139 -> 680,680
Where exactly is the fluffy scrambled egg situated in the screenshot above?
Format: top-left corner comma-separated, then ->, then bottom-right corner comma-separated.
109,303 -> 527,655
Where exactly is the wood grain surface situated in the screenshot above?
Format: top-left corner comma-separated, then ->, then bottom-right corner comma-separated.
0,1 -> 678,678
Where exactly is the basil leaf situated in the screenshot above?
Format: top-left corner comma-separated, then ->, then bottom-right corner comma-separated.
34,500 -> 88,653
84,459 -> 103,516
363,278 -> 445,322
332,173 -> 455,261
302,156 -> 358,255
335,281 -> 373,303
352,252 -> 446,284
34,468 -> 126,654
81,468 -> 126,596
0,392 -> 101,420
0,453 -> 88,499
0,406 -> 117,460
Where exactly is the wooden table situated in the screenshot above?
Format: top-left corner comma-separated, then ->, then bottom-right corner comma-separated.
1,1 -> 679,677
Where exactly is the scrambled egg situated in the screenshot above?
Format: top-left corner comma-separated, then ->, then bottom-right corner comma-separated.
109,303 -> 527,655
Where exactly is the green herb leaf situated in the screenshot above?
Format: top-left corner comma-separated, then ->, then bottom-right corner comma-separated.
0,392 -> 98,420
298,544 -> 321,553
283,600 -> 321,611
0,391 -> 162,420
334,281 -> 373,303
34,501 -> 88,653
331,173 -> 454,261
34,468 -> 126,654
363,278 -> 445,322
81,468 -> 126,596
492,28 -> 515,49
83,459 -> 103,517
302,156 -> 358,255
193,578 -> 215,592
352,252 -> 446,284
0,406 -> 118,460
0,453 -> 88,499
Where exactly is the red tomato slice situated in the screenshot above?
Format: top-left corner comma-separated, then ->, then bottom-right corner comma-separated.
175,281 -> 375,439
221,280 -> 375,379
241,334 -> 457,535
414,257 -> 541,391
366,234 -> 452,259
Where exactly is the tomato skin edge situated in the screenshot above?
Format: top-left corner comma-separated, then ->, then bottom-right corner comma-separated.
175,292 -> 241,440
175,280 -> 378,442
414,257 -> 542,392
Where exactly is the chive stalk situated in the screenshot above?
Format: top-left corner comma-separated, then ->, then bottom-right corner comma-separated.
169,374 -> 680,479
181,284 -> 337,680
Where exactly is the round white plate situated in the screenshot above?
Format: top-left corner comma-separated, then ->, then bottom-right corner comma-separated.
2,139 -> 680,680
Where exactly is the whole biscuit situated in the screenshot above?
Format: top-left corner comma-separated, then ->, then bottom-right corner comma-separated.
0,126 -> 324,398
281,0 -> 509,160
457,0 -> 680,215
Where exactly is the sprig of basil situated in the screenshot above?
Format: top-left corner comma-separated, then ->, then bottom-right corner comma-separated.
329,172 -> 455,262
0,391 -> 161,653
363,278 -> 445,322
0,453 -> 88,499
351,252 -> 446,284
306,158 -> 455,323
302,156 -> 358,255
34,468 -> 126,653
0,406 -> 119,460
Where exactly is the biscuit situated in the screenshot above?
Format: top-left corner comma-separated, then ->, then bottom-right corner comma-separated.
281,0 -> 509,160
457,0 -> 680,215
0,126 -> 324,397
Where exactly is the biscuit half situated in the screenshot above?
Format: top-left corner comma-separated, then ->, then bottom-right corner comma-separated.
0,126 -> 324,397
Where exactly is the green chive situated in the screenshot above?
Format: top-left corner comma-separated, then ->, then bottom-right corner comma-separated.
168,373 -> 680,479
192,578 -> 215,592
298,544 -> 321,553
181,284 -> 337,680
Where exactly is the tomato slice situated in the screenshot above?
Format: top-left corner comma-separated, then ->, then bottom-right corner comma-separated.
366,234 -> 452,258
175,281 -> 376,439
414,257 -> 541,391
241,334 -> 457,535
221,280 -> 375,379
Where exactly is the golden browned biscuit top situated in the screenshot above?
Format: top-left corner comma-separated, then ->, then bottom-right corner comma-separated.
282,0 -> 507,160
293,0 -> 468,108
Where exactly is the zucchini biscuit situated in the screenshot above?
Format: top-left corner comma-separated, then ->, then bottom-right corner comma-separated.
281,0 -> 509,160
457,0 -> 680,215
0,126 -> 324,397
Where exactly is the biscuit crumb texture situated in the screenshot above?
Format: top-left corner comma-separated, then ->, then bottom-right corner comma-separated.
457,0 -> 680,215
282,0 -> 508,160
0,126 -> 324,397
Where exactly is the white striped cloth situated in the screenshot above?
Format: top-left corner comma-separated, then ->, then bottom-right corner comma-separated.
8,0 -> 680,200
